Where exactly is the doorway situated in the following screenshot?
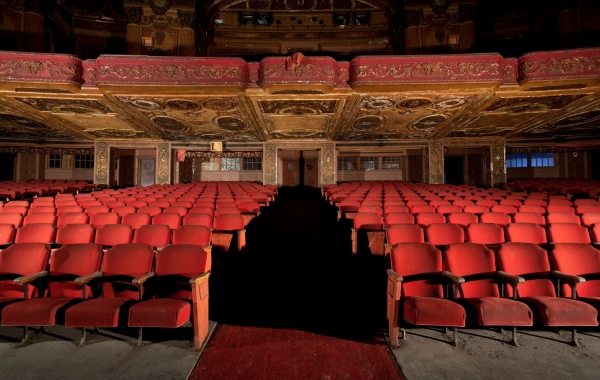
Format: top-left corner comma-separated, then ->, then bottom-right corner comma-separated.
303,158 -> 318,187
444,155 -> 464,185
0,153 -> 16,181
281,157 -> 300,187
138,156 -> 156,187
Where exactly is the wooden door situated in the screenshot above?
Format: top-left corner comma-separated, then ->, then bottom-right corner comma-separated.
303,158 -> 318,187
118,154 -> 135,187
281,157 -> 300,187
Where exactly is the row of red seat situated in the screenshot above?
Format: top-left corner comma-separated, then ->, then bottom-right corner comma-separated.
388,242 -> 600,347
0,223 -> 212,248
506,177 -> 600,197
0,180 -> 96,200
0,242 -> 210,348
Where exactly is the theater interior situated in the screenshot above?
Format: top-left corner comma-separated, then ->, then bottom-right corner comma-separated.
1,0 -> 600,379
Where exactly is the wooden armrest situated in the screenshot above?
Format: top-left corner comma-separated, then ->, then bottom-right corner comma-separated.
387,269 -> 403,283
132,272 -> 155,285
443,271 -> 465,284
552,270 -> 586,284
14,271 -> 48,284
189,272 -> 210,285
496,271 -> 525,285
75,271 -> 102,285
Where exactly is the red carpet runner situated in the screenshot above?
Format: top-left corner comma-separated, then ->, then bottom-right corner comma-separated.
189,186 -> 404,380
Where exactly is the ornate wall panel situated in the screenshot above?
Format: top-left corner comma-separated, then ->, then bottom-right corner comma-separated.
157,142 -> 171,184
94,142 -> 109,185
322,143 -> 335,185
428,141 -> 444,184
491,140 -> 506,185
19,152 -> 37,180
264,143 -> 277,185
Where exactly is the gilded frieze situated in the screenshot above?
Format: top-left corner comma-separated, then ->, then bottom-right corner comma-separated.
15,98 -> 115,115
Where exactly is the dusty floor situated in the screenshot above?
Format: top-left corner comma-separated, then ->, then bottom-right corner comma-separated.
0,321 -> 216,380
391,327 -> 600,380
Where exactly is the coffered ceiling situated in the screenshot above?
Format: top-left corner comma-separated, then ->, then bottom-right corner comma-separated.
0,48 -> 599,146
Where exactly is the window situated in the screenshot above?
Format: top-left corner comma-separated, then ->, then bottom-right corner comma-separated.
360,157 -> 379,170
221,157 -> 241,171
243,157 -> 262,171
256,13 -> 272,25
338,157 -> 357,171
200,158 -> 219,171
48,154 -> 62,168
333,13 -> 348,25
74,154 -> 94,169
382,156 -> 402,170
506,153 -> 528,168
240,13 -> 253,25
531,152 -> 555,167
354,12 -> 370,25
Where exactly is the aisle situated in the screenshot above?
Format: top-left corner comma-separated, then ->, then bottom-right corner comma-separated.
190,186 -> 403,380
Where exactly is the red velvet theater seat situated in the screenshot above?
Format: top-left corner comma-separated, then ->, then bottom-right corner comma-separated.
0,243 -> 51,320
444,243 -> 533,346
0,224 -> 15,245
505,223 -> 548,244
128,244 -> 210,349
95,224 -> 133,247
548,223 -> 591,244
133,224 -> 171,249
152,213 -> 182,230
172,225 -> 212,249
425,223 -> 464,247
64,244 -> 155,345
55,224 -> 95,245
1,243 -> 102,342
351,212 -> 384,255
497,243 -> 598,346
183,213 -> 213,229
212,214 -> 246,254
387,242 -> 466,346
15,223 -> 56,244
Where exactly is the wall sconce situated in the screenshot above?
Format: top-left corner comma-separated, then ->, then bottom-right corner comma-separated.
448,35 -> 460,45
573,152 -> 579,157
142,37 -> 153,47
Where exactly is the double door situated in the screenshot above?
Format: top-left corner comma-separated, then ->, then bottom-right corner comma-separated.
281,157 -> 318,187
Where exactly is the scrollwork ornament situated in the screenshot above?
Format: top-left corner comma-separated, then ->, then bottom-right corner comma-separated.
178,10 -> 196,29
95,142 -> 109,185
264,143 -> 277,185
428,141 -> 444,184
149,0 -> 170,15
124,6 -> 143,25
157,143 -> 170,184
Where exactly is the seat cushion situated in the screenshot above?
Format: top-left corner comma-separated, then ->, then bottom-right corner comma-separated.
523,296 -> 598,327
65,298 -> 134,328
128,299 -> 191,328
462,297 -> 533,326
403,296 -> 465,327
1,298 -> 78,326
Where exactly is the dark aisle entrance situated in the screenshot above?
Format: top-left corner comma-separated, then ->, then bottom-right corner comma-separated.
0,153 -> 16,181
444,155 -> 464,185
192,187 -> 403,379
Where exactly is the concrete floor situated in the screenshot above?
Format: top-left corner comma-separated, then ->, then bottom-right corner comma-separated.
390,327 -> 600,380
0,321 -> 216,380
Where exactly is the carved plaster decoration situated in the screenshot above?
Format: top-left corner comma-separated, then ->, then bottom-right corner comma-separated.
519,49 -> 600,82
0,113 -> 76,141
0,52 -> 82,85
484,95 -> 587,113
157,142 -> 170,184
19,152 -> 37,180
94,142 -> 109,185
360,96 -> 396,110
260,100 -> 337,114
491,140 -> 506,185
248,0 -> 271,10
178,10 -> 196,29
428,141 -> 444,184
285,0 -> 316,11
85,129 -> 152,139
353,115 -> 386,131
517,109 -> 600,140
149,0 -> 171,15
124,6 -> 143,25
16,98 -> 115,115
264,143 -> 277,185
323,142 -> 335,185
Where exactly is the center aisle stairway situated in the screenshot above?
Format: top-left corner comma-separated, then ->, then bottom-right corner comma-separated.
190,186 -> 404,380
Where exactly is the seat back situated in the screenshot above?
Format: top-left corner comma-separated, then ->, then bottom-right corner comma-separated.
164,206 -> 188,217
390,243 -> 443,298
497,243 -> 555,298
386,224 -> 424,245
84,206 -> 110,216
384,205 -> 410,214
152,213 -> 182,230
0,223 -> 15,244
547,212 -> 581,225
410,205 -> 436,214
353,212 -> 384,230
112,206 -> 137,217
122,213 -> 151,230
213,214 -> 245,231
506,223 -> 547,244
90,212 -> 120,228
463,205 -> 489,215
426,223 -> 464,245
436,205 -> 463,215
0,243 -> 50,298
56,224 -> 95,245
480,212 -> 511,228
137,206 -> 162,217
173,225 -> 212,246
183,213 -> 213,229
15,223 -> 56,243
466,223 -> 505,245
133,224 -> 171,248
547,223 -> 591,243
95,224 -> 133,246
384,212 -> 414,225
445,243 -> 499,298
47,243 -> 103,298
446,212 -> 478,228
57,212 -> 89,228
491,205 -> 518,215
512,212 -> 546,227
415,212 -> 446,228
99,244 -> 154,299
551,243 -> 600,298
23,213 -> 56,226
546,205 -> 575,214
581,213 -> 600,228
0,212 -> 24,228
149,245 -> 210,299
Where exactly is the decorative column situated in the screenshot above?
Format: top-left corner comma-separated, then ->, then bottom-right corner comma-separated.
23,0 -> 45,52
94,142 -> 110,186
322,143 -> 335,186
156,143 -> 171,185
428,141 -> 444,184
459,21 -> 475,52
404,9 -> 421,55
263,143 -> 277,186
124,6 -> 143,55
557,8 -> 579,35
178,10 -> 196,56
491,140 -> 506,187
19,152 -> 38,180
